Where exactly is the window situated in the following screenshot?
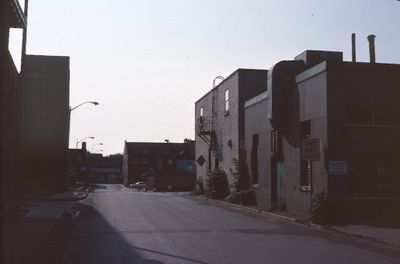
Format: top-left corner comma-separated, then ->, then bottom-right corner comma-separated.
224,89 -> 229,112
200,107 -> 204,117
251,134 -> 259,184
300,120 -> 312,190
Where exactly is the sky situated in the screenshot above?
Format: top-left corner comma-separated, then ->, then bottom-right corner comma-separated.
8,0 -> 400,155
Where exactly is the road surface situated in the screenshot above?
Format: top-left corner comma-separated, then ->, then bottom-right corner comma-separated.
62,184 -> 400,264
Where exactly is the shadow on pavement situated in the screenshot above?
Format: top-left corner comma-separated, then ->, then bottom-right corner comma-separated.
62,202 -> 211,264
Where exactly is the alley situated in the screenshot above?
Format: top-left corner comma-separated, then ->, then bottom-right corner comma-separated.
62,184 -> 400,264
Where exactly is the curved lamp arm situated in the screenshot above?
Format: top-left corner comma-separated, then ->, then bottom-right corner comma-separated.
70,101 -> 99,112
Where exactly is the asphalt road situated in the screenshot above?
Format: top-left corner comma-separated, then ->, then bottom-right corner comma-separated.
62,184 -> 400,264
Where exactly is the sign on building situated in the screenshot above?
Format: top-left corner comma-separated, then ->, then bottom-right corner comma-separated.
329,161 -> 347,176
301,138 -> 320,161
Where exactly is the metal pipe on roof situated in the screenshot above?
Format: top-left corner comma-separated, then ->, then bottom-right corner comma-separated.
367,34 -> 376,63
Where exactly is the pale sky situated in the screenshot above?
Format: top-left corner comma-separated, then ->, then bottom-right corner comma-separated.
8,0 -> 400,155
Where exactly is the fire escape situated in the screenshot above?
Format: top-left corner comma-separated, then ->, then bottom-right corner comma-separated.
196,116 -> 216,149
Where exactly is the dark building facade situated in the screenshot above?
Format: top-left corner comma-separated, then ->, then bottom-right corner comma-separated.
245,49 -> 400,223
18,55 -> 70,195
122,141 -> 195,191
195,69 -> 268,191
0,0 -> 27,262
87,153 -> 123,184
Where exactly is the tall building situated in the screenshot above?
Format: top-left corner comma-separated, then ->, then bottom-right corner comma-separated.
195,69 -> 267,191
19,55 -> 70,195
0,0 -> 27,262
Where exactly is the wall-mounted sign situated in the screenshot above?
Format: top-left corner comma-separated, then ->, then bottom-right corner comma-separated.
329,161 -> 347,176
196,155 -> 206,166
301,138 -> 320,161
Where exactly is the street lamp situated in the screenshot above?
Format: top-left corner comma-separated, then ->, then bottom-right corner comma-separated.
76,136 -> 94,149
91,143 -> 103,152
70,101 -> 99,112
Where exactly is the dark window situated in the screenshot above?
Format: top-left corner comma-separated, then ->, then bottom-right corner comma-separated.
251,134 -> 259,184
300,120 -> 312,189
215,158 -> 219,169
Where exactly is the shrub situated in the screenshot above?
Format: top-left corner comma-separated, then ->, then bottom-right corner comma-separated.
206,168 -> 230,199
232,158 -> 251,192
310,190 -> 328,224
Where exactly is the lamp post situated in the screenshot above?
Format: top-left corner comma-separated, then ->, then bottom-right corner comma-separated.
91,143 -> 103,152
70,101 -> 99,112
76,136 -> 94,149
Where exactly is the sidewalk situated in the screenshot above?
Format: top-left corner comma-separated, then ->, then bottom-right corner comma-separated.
13,190 -> 86,264
28,188 -> 89,201
332,225 -> 400,248
188,194 -> 400,248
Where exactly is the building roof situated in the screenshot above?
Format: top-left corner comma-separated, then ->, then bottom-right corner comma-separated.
195,68 -> 267,104
124,142 -> 195,159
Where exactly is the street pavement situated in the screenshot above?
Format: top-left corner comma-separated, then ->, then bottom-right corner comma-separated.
62,184 -> 400,264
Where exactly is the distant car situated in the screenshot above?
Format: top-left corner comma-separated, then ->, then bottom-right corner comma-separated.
130,181 -> 147,190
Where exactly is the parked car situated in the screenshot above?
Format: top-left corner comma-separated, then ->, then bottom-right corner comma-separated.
129,181 -> 147,190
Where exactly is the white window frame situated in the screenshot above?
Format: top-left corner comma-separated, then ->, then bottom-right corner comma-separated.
224,89 -> 229,112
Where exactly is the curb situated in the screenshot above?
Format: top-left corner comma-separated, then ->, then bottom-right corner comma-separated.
329,226 -> 400,249
187,194 -> 399,249
56,210 -> 80,264
27,190 -> 89,202
187,194 -> 300,223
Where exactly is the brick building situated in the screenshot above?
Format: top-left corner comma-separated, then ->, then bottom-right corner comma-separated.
195,69 -> 267,190
122,141 -> 195,191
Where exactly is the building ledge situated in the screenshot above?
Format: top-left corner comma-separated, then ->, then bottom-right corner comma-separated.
8,0 -> 27,28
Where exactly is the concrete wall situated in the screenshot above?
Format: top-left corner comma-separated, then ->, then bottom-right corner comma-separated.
19,55 -> 70,195
282,66 -> 328,217
244,92 -> 271,209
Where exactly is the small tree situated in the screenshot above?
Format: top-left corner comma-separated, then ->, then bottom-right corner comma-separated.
207,168 -> 230,199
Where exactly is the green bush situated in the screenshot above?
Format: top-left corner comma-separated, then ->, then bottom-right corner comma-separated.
206,168 -> 230,199
232,158 -> 251,192
310,190 -> 328,224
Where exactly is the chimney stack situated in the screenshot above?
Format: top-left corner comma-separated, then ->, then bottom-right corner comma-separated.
81,142 -> 87,150
351,33 -> 356,62
367,34 -> 376,63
